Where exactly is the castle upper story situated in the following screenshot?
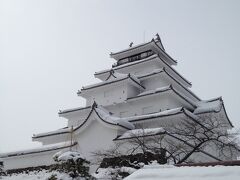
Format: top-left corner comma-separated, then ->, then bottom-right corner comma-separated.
77,35 -> 197,109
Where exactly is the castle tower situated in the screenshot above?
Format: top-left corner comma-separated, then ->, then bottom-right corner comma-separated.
0,35 -> 234,170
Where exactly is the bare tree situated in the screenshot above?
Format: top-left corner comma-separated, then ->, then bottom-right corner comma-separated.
94,114 -> 240,166
164,114 -> 240,164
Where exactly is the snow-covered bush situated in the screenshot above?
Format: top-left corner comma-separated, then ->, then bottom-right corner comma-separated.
52,151 -> 92,179
99,152 -> 166,169
93,152 -> 166,179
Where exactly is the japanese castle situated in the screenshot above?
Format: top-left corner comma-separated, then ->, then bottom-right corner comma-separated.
0,34 -> 235,171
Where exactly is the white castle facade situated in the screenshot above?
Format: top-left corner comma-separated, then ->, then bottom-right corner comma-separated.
0,35 -> 235,171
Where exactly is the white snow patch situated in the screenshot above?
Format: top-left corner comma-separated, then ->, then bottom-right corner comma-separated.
82,73 -> 142,91
93,167 -> 119,179
56,151 -> 85,162
117,128 -> 165,140
83,74 -> 129,89
137,85 -> 171,96
108,71 -> 128,80
120,166 -> 137,174
125,165 -> 240,180
137,68 -> 164,79
93,166 -> 137,179
194,98 -> 222,114
122,107 -> 183,122
33,127 -> 71,138
95,106 -> 135,130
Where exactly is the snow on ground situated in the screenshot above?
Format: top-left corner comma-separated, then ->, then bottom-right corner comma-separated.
125,164 -> 240,180
93,166 -> 137,179
57,151 -> 85,162
0,170 -> 73,180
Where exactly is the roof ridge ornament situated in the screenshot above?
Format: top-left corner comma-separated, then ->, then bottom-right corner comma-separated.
155,33 -> 165,51
155,33 -> 160,41
129,42 -> 133,47
92,101 -> 98,108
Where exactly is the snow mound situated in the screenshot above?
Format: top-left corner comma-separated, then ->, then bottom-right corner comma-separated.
93,166 -> 137,179
125,165 -> 240,180
53,151 -> 85,162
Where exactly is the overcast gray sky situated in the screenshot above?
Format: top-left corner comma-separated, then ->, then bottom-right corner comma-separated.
1,0 -> 240,153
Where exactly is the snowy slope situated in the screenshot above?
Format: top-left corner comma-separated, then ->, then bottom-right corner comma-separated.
125,165 -> 240,180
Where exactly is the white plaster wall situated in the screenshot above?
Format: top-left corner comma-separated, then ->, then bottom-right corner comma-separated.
117,62 -> 160,76
35,133 -> 70,145
61,109 -> 91,127
1,147 -> 71,170
141,75 -> 169,91
74,119 -> 117,162
127,85 -> 140,98
106,92 -> 187,118
114,57 -> 190,88
66,112 -> 90,127
85,83 -> 128,106
140,73 -> 199,103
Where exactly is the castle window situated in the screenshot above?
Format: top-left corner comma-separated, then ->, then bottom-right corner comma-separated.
116,50 -> 155,66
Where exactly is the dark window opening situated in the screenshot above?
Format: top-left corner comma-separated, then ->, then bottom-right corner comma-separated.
113,50 -> 155,67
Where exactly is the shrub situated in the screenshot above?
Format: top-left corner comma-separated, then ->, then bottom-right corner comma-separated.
52,151 -> 92,179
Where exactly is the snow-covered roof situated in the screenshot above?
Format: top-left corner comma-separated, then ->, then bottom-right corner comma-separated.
110,38 -> 177,65
33,127 -> 71,138
138,86 -> 172,96
0,141 -> 77,158
194,97 -> 223,114
194,97 -> 233,128
95,54 -> 192,88
137,68 -> 165,79
78,73 -> 144,96
54,151 -> 85,162
125,164 -> 240,180
58,106 -> 91,115
127,85 -> 197,108
94,106 -> 135,130
137,68 -> 200,101
114,128 -> 166,140
105,70 -> 128,81
123,107 -> 185,122
95,54 -> 159,75
33,103 -> 135,139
